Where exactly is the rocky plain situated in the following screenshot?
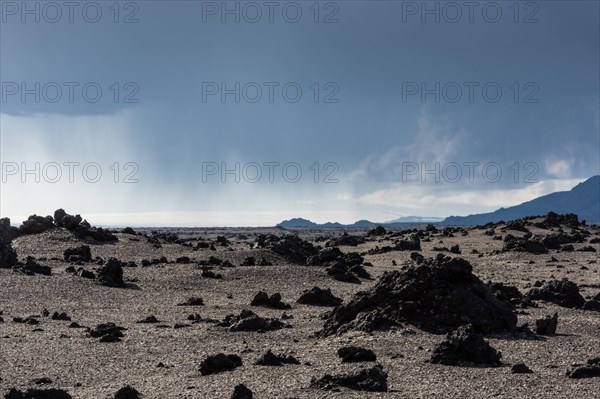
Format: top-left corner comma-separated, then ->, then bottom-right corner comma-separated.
0,210 -> 599,398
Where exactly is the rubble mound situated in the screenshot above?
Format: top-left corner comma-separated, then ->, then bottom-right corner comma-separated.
310,365 -> 388,392
199,353 -> 242,375
430,324 -> 502,367
526,279 -> 585,308
297,287 -> 342,306
320,254 -> 516,336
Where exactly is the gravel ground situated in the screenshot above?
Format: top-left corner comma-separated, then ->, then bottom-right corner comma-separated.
1,221 -> 599,398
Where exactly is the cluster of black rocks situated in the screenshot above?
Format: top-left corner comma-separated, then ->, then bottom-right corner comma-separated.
526,278 -> 599,310
253,234 -> 318,264
365,232 -> 422,255
1,209 -> 117,269
503,231 -> 586,254
307,247 -> 371,284
325,232 -> 366,247
64,253 -> 128,288
88,322 -> 127,342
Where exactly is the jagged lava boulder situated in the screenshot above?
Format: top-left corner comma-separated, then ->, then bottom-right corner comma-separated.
0,218 -> 17,271
297,287 -> 342,306
199,353 -> 242,375
320,254 -> 517,336
310,365 -> 388,392
64,245 -> 92,263
97,258 -> 126,288
430,324 -> 502,366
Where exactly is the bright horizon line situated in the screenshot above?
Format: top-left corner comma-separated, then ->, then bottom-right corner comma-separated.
2,211 -> 447,229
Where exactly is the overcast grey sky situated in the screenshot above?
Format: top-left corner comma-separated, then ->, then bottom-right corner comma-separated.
1,1 -> 598,226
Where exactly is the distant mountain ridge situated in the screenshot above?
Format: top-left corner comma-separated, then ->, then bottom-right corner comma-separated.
276,217 -> 440,229
276,176 -> 599,228
277,218 -> 376,228
442,175 -> 600,225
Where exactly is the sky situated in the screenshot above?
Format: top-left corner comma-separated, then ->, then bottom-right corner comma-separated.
0,0 -> 599,226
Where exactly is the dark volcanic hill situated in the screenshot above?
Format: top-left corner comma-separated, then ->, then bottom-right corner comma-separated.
443,176 -> 600,225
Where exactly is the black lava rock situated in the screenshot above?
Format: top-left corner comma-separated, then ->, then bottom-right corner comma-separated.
254,349 -> 300,366
219,310 -> 285,332
535,313 -> 558,335
297,287 -> 342,307
97,258 -> 126,288
199,353 -> 242,375
511,363 -> 533,374
310,364 -> 388,392
5,388 -> 73,399
230,384 -> 253,399
63,245 -> 92,263
430,324 -> 502,367
566,358 -> 600,378
337,346 -> 377,363
251,291 -> 291,309
114,386 -> 142,399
